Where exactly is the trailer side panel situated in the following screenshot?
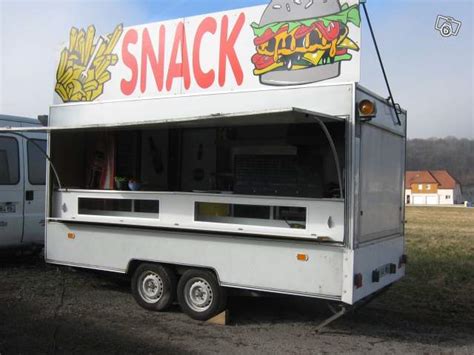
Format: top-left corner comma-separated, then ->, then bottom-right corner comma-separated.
46,221 -> 345,299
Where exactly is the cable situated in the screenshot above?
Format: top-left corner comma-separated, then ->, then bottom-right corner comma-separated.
313,117 -> 344,199
6,131 -> 63,190
362,2 -> 402,126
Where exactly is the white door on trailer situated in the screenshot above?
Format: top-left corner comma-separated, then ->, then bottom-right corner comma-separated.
358,124 -> 404,242
0,135 -> 24,247
22,135 -> 46,244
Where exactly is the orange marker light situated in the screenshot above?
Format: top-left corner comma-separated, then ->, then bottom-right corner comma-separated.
67,233 -> 76,240
358,99 -> 377,118
297,253 -> 309,262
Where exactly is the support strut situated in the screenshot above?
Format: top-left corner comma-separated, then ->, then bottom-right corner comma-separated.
315,285 -> 392,333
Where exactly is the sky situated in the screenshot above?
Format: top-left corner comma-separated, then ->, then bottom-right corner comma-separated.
0,0 -> 473,139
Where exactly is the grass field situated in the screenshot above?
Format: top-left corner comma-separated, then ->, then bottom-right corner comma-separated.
373,206 -> 474,326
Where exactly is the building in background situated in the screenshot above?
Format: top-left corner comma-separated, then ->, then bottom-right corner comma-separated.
405,170 -> 462,205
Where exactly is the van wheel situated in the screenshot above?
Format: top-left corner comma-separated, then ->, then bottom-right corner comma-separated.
177,269 -> 227,321
131,263 -> 176,311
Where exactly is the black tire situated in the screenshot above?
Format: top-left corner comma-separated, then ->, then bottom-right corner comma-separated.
131,263 -> 176,311
177,269 -> 227,321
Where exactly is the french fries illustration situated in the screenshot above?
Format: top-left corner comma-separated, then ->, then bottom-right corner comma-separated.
55,24 -> 123,102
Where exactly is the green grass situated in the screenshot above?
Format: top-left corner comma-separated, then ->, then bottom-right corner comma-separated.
373,207 -> 474,325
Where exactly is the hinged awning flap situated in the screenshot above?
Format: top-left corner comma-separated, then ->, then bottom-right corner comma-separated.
0,107 -> 346,133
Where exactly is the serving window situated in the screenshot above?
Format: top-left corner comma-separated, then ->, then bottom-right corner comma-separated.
195,202 -> 307,229
78,198 -> 159,218
50,117 -> 345,199
50,112 -> 346,241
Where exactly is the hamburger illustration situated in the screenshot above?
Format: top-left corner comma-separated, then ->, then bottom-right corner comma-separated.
251,0 -> 360,86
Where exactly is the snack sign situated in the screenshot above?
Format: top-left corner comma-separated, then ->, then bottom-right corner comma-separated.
54,0 -> 360,104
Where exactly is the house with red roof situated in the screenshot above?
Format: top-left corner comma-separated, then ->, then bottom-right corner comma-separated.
405,170 -> 462,205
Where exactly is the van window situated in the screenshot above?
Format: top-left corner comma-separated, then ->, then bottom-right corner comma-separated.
27,139 -> 47,185
0,137 -> 20,185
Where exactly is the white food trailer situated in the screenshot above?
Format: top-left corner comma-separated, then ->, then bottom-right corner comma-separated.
0,115 -> 46,252
11,0 -> 408,322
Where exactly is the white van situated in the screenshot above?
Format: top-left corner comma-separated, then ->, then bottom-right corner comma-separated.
0,115 -> 46,251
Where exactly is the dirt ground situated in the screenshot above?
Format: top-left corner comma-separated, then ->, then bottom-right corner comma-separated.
1,207 -> 473,354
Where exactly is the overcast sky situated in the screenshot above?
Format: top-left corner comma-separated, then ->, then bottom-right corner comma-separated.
0,0 -> 472,138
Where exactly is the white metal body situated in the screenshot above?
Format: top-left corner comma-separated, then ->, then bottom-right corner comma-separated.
44,83 -> 407,305
0,115 -> 46,249
40,1 -> 406,304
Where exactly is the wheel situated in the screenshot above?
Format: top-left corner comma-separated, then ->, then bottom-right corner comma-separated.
177,269 -> 227,321
131,263 -> 176,311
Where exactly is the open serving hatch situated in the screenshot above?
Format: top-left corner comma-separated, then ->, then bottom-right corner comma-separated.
2,107 -> 347,242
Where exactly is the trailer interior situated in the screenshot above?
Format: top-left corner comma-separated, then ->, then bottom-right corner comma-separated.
49,111 -> 347,242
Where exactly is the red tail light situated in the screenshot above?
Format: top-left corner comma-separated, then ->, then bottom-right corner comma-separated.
399,254 -> 408,268
354,273 -> 363,289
